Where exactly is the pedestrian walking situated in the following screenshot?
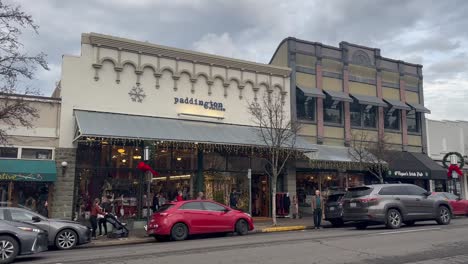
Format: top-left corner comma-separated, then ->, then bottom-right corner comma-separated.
196,192 -> 204,200
98,195 -> 111,236
311,190 -> 324,229
90,198 -> 105,239
152,193 -> 159,212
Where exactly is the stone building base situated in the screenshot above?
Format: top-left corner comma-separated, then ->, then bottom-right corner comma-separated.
52,148 -> 76,219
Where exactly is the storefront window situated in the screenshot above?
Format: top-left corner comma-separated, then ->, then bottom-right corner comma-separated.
204,171 -> 248,212
204,152 -> 226,170
227,155 -> 250,172
172,149 -> 197,170
384,108 -> 400,130
323,96 -> 342,124
296,172 -> 340,207
407,111 -> 421,133
0,182 -> 50,217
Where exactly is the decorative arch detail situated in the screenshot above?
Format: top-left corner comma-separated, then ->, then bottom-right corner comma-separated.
352,50 -> 372,66
91,57 -> 286,100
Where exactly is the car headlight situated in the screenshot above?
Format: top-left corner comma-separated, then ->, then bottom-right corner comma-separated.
17,227 -> 42,233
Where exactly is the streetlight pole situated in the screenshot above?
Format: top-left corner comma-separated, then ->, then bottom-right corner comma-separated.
143,146 -> 151,226
248,168 -> 252,215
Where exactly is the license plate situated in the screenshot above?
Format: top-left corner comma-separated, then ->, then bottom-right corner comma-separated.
329,207 -> 335,211
350,202 -> 357,208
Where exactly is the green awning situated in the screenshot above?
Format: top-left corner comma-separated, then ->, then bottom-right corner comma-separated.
0,159 -> 57,182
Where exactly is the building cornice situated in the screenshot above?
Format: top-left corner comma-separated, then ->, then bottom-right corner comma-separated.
83,33 -> 291,77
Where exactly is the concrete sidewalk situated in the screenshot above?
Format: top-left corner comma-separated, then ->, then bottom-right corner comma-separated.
84,217 -> 317,248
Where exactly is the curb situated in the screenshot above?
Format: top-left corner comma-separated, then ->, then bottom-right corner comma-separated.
259,225 -> 313,233
81,237 -> 153,248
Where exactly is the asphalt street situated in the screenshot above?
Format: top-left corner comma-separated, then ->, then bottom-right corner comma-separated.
18,218 -> 468,264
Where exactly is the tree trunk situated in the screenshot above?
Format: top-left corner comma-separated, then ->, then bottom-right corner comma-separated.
271,175 -> 277,226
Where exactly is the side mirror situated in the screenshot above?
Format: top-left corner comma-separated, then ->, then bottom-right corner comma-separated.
424,191 -> 432,197
223,208 -> 230,213
32,216 -> 41,222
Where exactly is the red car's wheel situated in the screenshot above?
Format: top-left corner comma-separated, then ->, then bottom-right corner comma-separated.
171,223 -> 188,241
235,219 -> 248,236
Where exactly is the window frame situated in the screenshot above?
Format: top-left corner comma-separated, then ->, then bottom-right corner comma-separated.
384,108 -> 401,131
296,90 -> 317,123
0,147 -> 19,159
350,101 -> 378,129
323,95 -> 343,125
406,110 -> 421,134
21,148 -> 53,160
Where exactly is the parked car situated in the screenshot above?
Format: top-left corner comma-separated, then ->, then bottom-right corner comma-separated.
324,191 -> 346,227
147,200 -> 254,241
342,184 -> 452,229
431,192 -> 468,216
0,220 -> 48,264
0,206 -> 91,250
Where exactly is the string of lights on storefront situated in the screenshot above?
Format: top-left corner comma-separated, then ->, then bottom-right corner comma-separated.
77,137 -> 307,160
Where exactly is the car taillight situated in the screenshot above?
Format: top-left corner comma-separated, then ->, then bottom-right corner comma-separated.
358,197 -> 380,203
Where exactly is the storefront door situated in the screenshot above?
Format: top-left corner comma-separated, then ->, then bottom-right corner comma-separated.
251,174 -> 269,217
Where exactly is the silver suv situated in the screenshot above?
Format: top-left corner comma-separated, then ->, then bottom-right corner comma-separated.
342,184 -> 452,229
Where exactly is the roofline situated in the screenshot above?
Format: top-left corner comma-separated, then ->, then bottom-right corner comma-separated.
272,37 -> 423,68
83,33 -> 291,77
0,93 -> 61,103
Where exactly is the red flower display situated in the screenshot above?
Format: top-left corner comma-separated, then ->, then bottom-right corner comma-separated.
137,162 -> 159,176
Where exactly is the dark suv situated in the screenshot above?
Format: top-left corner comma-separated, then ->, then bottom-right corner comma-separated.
324,191 -> 346,227
342,184 -> 452,229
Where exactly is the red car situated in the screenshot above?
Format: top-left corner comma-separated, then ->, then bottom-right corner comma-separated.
147,200 -> 254,241
432,192 -> 468,216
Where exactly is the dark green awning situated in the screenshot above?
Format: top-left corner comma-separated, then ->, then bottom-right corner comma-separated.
0,159 -> 57,182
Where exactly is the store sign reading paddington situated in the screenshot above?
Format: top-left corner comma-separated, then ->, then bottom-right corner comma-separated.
174,97 -> 226,111
388,170 -> 430,178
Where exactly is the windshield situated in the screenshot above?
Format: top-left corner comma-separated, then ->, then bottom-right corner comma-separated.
327,194 -> 344,202
345,187 -> 373,198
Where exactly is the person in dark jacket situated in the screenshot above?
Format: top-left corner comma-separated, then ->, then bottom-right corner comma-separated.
230,189 -> 239,208
284,193 -> 291,216
152,193 -> 159,212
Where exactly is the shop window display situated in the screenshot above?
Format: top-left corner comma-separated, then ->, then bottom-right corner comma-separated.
0,182 -> 50,217
204,171 -> 249,212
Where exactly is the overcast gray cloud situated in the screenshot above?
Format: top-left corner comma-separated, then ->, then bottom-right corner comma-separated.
11,0 -> 468,121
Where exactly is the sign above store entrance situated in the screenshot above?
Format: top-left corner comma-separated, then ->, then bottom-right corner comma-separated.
174,97 -> 226,112
387,170 -> 430,179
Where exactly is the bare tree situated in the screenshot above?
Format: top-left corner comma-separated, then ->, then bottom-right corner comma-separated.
349,131 -> 392,184
248,93 -> 301,226
0,1 -> 48,144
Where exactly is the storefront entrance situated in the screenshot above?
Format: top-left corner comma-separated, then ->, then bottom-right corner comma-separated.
251,174 -> 270,217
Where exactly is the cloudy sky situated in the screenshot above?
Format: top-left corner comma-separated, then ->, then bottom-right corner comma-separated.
13,0 -> 468,121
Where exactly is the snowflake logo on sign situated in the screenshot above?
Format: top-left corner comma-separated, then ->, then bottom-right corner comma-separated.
128,86 -> 146,103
